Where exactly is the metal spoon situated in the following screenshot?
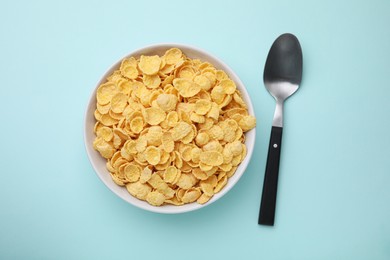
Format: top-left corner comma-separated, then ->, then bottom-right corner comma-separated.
258,33 -> 303,226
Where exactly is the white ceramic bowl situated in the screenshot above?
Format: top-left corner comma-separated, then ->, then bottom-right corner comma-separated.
84,43 -> 256,214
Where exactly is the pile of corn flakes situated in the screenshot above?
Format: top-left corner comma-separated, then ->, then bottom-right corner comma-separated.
93,48 -> 256,206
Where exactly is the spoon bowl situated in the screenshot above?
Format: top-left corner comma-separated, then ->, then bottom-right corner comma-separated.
264,33 -> 303,127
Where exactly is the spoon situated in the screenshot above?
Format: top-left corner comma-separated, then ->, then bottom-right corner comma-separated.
258,33 -> 303,226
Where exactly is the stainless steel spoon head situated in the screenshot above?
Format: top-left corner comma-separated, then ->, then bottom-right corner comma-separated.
264,33 -> 303,102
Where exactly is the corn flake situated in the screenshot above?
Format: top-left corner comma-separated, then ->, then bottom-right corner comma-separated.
124,164 -> 141,182
146,191 -> 166,206
139,55 -> 161,75
197,193 -> 212,204
143,74 -> 161,89
164,48 -> 183,65
173,78 -> 201,98
144,146 -> 161,165
195,132 -> 209,147
126,182 -> 152,200
139,167 -> 153,183
194,75 -> 212,91
156,94 -> 177,112
130,116 -> 144,133
214,175 -> 228,193
181,188 -> 201,203
195,99 -> 212,115
219,79 -> 236,94
97,102 -> 111,114
96,126 -> 113,142
162,132 -> 174,153
110,93 -> 128,113
171,121 -> 192,141
145,107 -> 166,125
97,82 -> 117,105
166,111 -> 179,127
176,173 -> 195,189
200,151 -> 223,166
206,102 -> 219,120
238,115 -> 256,132
163,166 -> 179,184
121,65 -> 138,79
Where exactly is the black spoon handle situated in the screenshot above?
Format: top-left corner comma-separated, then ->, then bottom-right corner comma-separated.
258,126 -> 283,226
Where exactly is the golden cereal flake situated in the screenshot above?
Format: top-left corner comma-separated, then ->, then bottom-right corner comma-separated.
138,55 -> 161,75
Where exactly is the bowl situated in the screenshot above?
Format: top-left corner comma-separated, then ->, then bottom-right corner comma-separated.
84,43 -> 256,214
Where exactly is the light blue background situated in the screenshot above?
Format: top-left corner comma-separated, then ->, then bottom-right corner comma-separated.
1,0 -> 389,259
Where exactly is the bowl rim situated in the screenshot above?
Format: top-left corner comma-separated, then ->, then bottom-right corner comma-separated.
84,43 -> 256,214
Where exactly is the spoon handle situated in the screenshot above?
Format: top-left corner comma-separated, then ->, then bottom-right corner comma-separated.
258,126 -> 283,225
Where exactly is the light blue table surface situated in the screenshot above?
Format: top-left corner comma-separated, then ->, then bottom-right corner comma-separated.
1,0 -> 389,259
